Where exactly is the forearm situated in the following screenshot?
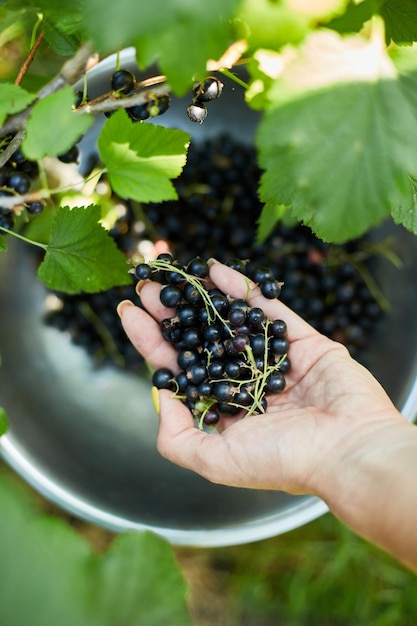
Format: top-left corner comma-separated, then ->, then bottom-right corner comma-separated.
317,418 -> 417,572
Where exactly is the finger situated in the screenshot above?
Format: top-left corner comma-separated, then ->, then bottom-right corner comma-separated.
156,389 -> 234,483
208,260 -> 318,341
137,281 -> 176,322
118,302 -> 179,372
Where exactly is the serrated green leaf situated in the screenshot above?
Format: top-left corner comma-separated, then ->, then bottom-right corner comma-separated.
98,110 -> 189,202
392,177 -> 417,233
325,0 -> 383,35
37,205 -> 132,294
257,30 -> 417,242
381,0 -> 417,45
0,477 -> 193,626
0,83 -> 35,127
0,407 -> 8,436
22,86 -> 93,160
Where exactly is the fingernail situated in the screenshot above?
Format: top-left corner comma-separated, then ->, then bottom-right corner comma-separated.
135,279 -> 147,295
151,386 -> 160,414
207,258 -> 219,267
116,299 -> 134,318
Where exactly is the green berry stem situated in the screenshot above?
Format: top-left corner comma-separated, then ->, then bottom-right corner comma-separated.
218,67 -> 249,90
0,225 -> 47,250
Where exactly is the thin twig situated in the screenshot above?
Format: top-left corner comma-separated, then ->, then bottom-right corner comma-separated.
0,42 -> 94,138
15,30 -> 44,86
0,129 -> 25,168
75,82 -> 170,116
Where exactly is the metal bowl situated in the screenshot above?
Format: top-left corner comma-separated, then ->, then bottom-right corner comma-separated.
1,50 -> 417,547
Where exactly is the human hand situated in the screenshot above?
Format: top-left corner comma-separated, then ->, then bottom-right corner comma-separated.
117,259 -> 405,500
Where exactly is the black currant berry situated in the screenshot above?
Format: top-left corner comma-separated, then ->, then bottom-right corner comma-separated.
247,307 -> 266,330
127,103 -> 150,122
183,282 -> 203,305
187,256 -> 209,278
213,381 -> 235,403
203,408 -> 220,426
134,263 -> 152,280
58,145 -> 79,164
7,171 -> 31,194
177,349 -> 200,370
152,367 -> 175,390
193,77 -> 223,102
265,371 -> 286,394
148,95 -> 170,117
260,278 -> 282,299
0,211 -> 14,231
111,69 -> 136,94
269,336 -> 289,356
26,201 -> 44,215
186,102 -> 207,124
185,363 -> 207,385
159,284 -> 183,308
271,319 -> 287,337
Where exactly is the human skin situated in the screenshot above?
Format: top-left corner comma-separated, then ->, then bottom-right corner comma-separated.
118,260 -> 417,572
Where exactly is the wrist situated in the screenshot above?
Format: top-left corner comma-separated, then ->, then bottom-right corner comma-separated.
312,415 -> 417,567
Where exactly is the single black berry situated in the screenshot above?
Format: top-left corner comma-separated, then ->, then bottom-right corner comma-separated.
152,367 -> 175,390
186,102 -> 207,124
7,171 -> 31,194
265,371 -> 286,394
260,278 -> 282,299
160,284 -> 183,308
111,69 -> 136,94
26,200 -> 44,215
58,145 -> 79,164
193,77 -> 223,102
135,263 -> 152,280
127,103 -> 150,121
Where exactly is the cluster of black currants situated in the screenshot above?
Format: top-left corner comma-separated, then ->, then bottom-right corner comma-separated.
108,69 -> 170,122
0,135 -> 44,233
136,253 -> 290,428
186,76 -> 224,124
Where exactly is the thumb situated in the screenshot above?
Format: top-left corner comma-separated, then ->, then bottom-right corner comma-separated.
154,388 -> 220,479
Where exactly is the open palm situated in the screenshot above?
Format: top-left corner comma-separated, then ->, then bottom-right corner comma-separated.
119,260 -> 403,497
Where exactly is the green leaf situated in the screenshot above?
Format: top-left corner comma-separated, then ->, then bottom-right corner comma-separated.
82,0 -> 240,94
0,235 -> 7,252
0,407 -> 8,436
42,20 -> 82,56
381,0 -> 417,45
0,476 -> 193,626
325,0 -> 383,35
255,203 -> 289,245
22,86 -> 93,160
98,110 -> 189,202
0,83 -> 35,127
392,177 -> 417,233
257,30 -> 417,242
91,532 -> 194,626
37,205 -> 132,294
